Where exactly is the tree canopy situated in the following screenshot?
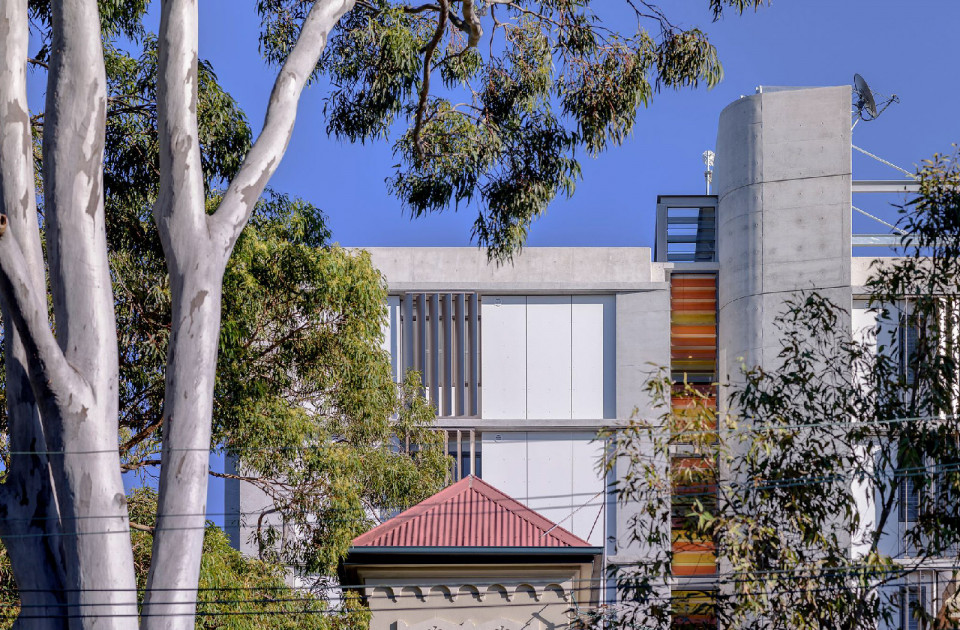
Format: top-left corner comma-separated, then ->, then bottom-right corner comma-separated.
0,488 -> 370,630
259,0 -> 766,259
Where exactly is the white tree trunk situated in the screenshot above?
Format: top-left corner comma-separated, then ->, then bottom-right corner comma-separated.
0,0 -> 139,627
142,2 -> 355,629
41,1 -> 139,628
0,2 -> 68,628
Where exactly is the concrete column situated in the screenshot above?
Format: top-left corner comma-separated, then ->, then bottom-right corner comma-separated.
715,86 -> 852,385
607,288 -> 672,615
714,86 -> 855,586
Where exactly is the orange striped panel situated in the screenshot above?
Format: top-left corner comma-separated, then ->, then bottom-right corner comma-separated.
671,277 -> 717,288
672,539 -> 718,575
672,590 -> 717,629
670,273 -> 718,580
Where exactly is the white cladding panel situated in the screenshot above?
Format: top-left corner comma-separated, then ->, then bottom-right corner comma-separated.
483,432 -> 605,545
852,299 -> 877,351
527,297 -> 573,419
385,296 -> 401,382
526,433 -> 571,528
481,432 -> 527,501
571,436 -> 605,546
477,295 -> 614,421
572,296 -> 615,419
480,296 -> 527,419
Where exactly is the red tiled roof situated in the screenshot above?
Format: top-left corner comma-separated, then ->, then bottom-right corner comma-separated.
351,475 -> 593,548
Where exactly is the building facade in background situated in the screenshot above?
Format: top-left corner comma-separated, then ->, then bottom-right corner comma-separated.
229,85 -> 936,629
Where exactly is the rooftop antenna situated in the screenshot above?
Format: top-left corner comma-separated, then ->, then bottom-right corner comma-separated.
702,150 -> 715,194
852,73 -> 899,128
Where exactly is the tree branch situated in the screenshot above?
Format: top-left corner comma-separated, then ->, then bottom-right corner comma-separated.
460,0 -> 482,48
152,0 -> 208,257
120,416 -> 165,456
0,217 -> 91,405
412,0 -> 448,158
211,0 -> 357,255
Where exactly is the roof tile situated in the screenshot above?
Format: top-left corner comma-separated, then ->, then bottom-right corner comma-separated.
351,475 -> 593,548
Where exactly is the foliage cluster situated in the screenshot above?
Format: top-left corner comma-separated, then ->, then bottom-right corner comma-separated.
258,0 -> 766,259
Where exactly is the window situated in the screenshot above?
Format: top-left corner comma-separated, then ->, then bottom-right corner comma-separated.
898,472 -> 921,524
671,590 -> 716,630
899,299 -> 920,385
899,584 -> 927,630
671,456 -> 717,577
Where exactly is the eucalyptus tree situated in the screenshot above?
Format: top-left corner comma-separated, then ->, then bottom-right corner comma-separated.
4,12 -> 448,622
0,0 -> 766,628
0,488 -> 370,630
601,154 -> 960,630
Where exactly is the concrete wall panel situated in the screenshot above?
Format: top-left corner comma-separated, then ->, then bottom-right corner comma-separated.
761,87 -> 851,182
615,290 -> 670,421
481,432 -> 528,501
714,95 -> 763,195
717,209 -> 763,307
572,296 -> 613,419
481,296 -> 527,419
527,297 -> 573,419
367,247 -> 659,292
717,295 -> 764,382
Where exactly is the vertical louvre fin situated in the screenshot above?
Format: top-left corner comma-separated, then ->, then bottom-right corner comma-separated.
396,292 -> 479,417
469,293 -> 480,416
430,293 -> 440,410
402,294 -> 415,378
417,293 -> 427,383
443,294 -> 454,416
456,293 -> 467,417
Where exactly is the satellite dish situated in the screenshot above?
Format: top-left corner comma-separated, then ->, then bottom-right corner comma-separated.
852,73 -> 899,123
854,74 -> 878,119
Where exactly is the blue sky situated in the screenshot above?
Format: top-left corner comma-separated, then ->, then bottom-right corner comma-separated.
178,1 -> 960,249
25,2 -> 960,526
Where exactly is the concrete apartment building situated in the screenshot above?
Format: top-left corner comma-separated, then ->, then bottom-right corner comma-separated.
228,85 -> 937,629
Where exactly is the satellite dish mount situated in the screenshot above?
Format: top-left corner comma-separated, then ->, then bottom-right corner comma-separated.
853,73 -> 899,123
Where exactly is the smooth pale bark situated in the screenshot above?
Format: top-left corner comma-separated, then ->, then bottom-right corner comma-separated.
0,5 -> 68,628
0,0 -> 139,626
41,0 -> 138,627
1,0 -> 358,626
142,2 -> 355,628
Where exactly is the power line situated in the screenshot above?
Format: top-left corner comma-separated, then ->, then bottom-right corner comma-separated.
2,574 -> 955,620
6,414 -> 960,458
8,455 -> 960,536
